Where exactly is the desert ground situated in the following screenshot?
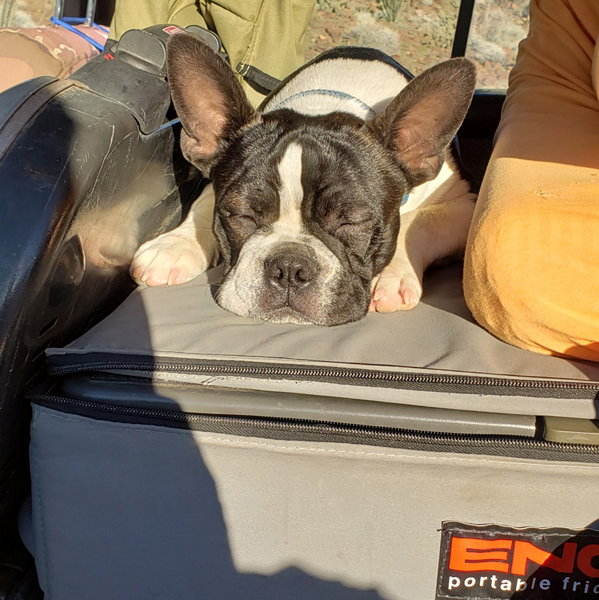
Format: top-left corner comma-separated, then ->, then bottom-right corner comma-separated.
305,0 -> 530,88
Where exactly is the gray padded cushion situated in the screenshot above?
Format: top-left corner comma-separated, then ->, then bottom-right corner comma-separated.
50,263 -> 599,382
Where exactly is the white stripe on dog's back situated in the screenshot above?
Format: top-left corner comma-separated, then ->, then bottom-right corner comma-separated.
275,142 -> 304,234
263,59 -> 409,118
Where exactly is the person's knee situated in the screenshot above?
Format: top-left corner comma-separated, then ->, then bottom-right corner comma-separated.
464,157 -> 599,361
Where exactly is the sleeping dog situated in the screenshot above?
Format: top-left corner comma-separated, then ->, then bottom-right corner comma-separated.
130,34 -> 477,326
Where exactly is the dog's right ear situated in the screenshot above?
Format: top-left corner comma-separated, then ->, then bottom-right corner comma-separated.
167,33 -> 257,175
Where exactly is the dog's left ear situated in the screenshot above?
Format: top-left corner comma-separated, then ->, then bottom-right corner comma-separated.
167,33 -> 257,175
369,58 -> 476,187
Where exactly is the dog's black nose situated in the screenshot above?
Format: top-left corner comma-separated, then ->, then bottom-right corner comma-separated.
265,250 -> 318,290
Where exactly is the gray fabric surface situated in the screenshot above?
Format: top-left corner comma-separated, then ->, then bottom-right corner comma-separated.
51,263 -> 599,381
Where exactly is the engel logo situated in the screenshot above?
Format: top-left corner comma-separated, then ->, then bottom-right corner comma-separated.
446,537 -> 599,595
449,537 -> 599,576
436,523 -> 599,600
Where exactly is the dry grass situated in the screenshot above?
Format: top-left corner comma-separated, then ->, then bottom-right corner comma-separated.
378,0 -> 406,23
305,0 -> 530,89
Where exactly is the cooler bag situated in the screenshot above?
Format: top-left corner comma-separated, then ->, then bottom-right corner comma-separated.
23,261 -> 599,600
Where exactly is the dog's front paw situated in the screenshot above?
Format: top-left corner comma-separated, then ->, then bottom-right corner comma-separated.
130,232 -> 211,286
369,266 -> 423,312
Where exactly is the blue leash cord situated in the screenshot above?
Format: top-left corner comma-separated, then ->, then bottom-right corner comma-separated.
147,118 -> 181,136
50,16 -> 106,52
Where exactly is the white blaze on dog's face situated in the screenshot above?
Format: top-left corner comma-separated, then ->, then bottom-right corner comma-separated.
167,35 -> 476,325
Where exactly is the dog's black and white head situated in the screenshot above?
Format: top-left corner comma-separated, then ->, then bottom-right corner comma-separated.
167,35 -> 476,325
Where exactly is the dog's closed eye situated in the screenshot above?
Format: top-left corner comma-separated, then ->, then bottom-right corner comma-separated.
221,206 -> 257,221
228,214 -> 256,224
334,206 -> 375,231
334,218 -> 376,258
337,218 -> 373,229
220,209 -> 258,238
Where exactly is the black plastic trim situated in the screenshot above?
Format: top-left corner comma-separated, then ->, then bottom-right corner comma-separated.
451,0 -> 476,58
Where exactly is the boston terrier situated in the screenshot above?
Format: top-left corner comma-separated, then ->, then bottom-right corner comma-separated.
130,34 -> 477,326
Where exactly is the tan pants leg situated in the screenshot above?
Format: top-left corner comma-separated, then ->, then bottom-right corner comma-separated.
464,0 -> 599,362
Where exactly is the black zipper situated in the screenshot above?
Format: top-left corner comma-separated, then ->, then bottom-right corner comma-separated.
46,353 -> 599,399
30,393 -> 599,462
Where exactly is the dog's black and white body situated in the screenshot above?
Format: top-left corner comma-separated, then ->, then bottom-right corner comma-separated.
131,37 -> 476,326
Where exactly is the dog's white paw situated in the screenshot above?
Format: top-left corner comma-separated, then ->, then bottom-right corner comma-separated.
130,232 -> 210,286
369,264 -> 423,312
